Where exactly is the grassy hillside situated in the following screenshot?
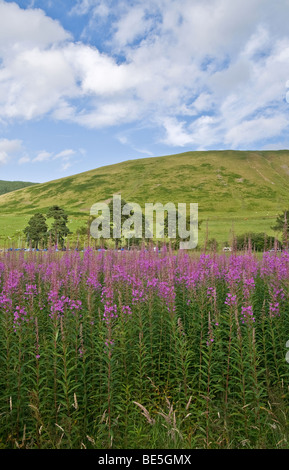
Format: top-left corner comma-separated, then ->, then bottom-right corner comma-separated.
0,180 -> 37,196
0,150 -> 289,245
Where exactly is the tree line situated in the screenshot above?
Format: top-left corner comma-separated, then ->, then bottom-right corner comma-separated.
24,206 -> 70,249
23,202 -> 289,251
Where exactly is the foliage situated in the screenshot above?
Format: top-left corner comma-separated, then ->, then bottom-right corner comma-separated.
235,232 -> 279,252
0,180 -> 37,196
103,198 -> 150,248
1,248 -> 289,449
272,210 -> 289,241
207,238 -> 219,251
23,213 -> 48,249
161,213 -> 202,249
47,206 -> 71,248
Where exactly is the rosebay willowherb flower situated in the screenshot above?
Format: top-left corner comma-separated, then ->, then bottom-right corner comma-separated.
0,246 -> 289,448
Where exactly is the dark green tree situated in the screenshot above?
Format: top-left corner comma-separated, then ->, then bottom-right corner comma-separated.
207,238 -> 219,251
47,205 -> 69,222
47,205 -> 71,248
107,198 -> 150,249
24,213 -> 48,249
272,210 -> 289,243
236,232 -> 279,252
76,219 -> 95,250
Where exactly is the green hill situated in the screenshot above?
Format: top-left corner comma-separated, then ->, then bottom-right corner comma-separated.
0,180 -> 37,196
0,150 -> 289,245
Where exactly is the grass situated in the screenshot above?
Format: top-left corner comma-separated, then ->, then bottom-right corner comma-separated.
0,150 -> 288,246
0,180 -> 37,196
0,210 -> 280,250
1,248 -> 289,449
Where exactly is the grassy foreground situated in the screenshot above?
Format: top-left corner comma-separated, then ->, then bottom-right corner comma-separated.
1,247 -> 289,449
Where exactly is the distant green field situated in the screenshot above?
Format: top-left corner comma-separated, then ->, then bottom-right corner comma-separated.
0,150 -> 288,247
0,179 -> 37,196
0,212 -> 278,249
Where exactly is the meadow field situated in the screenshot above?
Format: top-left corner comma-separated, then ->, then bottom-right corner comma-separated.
0,246 -> 289,449
0,150 -> 288,248
1,0 -> 289,454
0,150 -> 288,449
0,210 -> 279,250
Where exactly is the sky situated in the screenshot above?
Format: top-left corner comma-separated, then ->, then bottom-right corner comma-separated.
0,0 -> 289,183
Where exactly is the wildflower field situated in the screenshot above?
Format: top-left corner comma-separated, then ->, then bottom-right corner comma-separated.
1,247 -> 289,449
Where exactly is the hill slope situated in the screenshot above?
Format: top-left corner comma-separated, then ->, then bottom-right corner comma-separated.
0,180 -> 37,196
0,150 -> 289,243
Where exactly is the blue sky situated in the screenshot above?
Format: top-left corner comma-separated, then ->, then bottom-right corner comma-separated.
0,0 -> 289,183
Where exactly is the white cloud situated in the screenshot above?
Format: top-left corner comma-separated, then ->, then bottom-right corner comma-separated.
161,118 -> 194,147
0,137 -> 23,165
61,161 -> 72,171
65,43 -> 140,96
30,147 -> 79,173
0,150 -> 7,164
54,149 -> 76,160
70,0 -> 110,17
225,115 -> 289,148
74,99 -> 142,128
0,0 -> 289,149
262,142 -> 289,150
112,5 -> 154,48
0,46 -> 77,120
0,0 -> 70,51
18,156 -> 31,164
0,137 -> 22,153
33,148 -> 78,165
34,150 -> 52,162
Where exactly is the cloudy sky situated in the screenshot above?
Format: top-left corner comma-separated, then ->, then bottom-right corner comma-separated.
0,0 -> 289,183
